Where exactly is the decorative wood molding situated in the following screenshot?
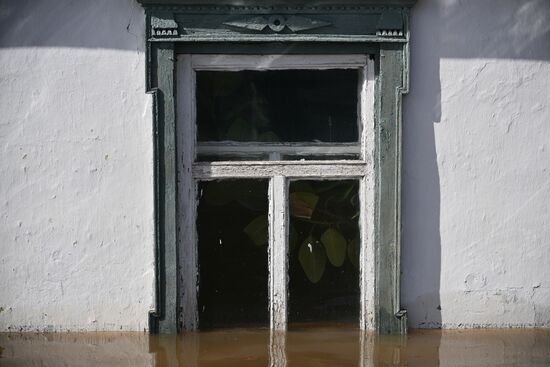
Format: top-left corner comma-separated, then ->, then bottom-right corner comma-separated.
137,0 -> 416,6
139,3 -> 414,43
223,15 -> 331,33
137,0 -> 416,336
151,16 -> 179,37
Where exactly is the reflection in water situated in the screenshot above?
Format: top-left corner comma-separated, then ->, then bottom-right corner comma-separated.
270,331 -> 286,367
1,327 -> 550,366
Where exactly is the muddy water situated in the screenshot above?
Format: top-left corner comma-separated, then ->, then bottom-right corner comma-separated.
1,325 -> 549,366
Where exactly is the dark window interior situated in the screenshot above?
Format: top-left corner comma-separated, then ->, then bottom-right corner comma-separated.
196,69 -> 359,143
197,179 -> 269,329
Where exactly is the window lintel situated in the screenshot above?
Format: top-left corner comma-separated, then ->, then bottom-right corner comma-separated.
137,1 -> 415,44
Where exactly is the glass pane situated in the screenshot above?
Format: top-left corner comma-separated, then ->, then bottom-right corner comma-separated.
288,180 -> 360,325
196,70 -> 359,143
197,179 -> 269,329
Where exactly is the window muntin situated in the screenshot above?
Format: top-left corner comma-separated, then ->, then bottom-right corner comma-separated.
178,54 -> 375,331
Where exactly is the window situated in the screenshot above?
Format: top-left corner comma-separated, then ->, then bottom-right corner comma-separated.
138,0 -> 415,335
177,55 -> 376,330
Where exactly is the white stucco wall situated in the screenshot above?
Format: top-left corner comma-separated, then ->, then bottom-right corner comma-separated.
0,0 -> 155,331
0,0 -> 549,331
402,0 -> 550,328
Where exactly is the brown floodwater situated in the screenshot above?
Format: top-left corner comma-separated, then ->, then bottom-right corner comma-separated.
1,325 -> 550,366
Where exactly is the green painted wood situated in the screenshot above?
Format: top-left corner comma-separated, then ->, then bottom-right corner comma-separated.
148,43 -> 178,334
138,0 -> 415,335
137,0 -> 416,6
175,42 -> 379,55
173,12 -> 381,36
144,5 -> 412,44
375,43 -> 407,334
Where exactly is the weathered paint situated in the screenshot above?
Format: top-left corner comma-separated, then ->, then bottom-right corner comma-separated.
359,59 -> 377,331
376,43 -> 407,334
269,176 -> 289,331
177,54 -> 376,331
148,42 -> 178,334
176,56 -> 198,331
147,4 -> 411,333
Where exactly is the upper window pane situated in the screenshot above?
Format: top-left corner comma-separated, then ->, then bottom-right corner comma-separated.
196,69 -> 359,143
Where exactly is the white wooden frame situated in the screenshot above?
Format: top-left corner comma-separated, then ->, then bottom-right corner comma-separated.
177,54 -> 376,331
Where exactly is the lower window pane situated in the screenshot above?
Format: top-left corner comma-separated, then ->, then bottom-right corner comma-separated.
197,179 -> 269,329
288,180 -> 360,325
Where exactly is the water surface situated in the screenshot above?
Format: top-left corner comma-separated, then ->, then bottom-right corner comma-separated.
1,325 -> 549,366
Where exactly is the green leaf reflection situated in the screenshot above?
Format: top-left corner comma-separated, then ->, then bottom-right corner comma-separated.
289,192 -> 319,219
298,236 -> 326,284
244,214 -> 268,247
321,228 -> 347,267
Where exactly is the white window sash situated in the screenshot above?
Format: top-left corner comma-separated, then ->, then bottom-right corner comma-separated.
177,54 -> 376,331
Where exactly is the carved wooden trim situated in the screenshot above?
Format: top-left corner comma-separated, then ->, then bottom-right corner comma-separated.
141,4 -> 413,43
223,15 -> 332,33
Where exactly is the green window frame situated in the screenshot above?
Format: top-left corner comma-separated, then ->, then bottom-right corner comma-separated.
136,0 -> 416,335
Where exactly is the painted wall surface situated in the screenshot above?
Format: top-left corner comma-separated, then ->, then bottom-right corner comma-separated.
402,0 -> 550,328
0,0 -> 549,331
0,0 -> 155,331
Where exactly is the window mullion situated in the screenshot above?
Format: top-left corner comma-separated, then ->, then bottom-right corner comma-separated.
269,175 -> 288,330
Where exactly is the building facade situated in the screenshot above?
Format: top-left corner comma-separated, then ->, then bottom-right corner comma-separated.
1,0 -> 549,331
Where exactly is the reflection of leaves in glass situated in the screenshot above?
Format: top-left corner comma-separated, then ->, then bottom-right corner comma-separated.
298,236 -> 326,284
244,214 -> 268,247
204,179 -> 359,284
212,76 -> 279,142
225,118 -> 258,141
290,181 -> 359,283
289,192 -> 319,219
249,83 -> 270,129
321,228 -> 347,267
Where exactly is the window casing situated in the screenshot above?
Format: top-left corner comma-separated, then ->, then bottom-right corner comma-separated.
137,0 -> 416,335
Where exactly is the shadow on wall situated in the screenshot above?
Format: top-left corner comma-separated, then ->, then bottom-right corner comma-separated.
0,0 -> 144,51
3,0 -> 549,58
402,0 -> 550,328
